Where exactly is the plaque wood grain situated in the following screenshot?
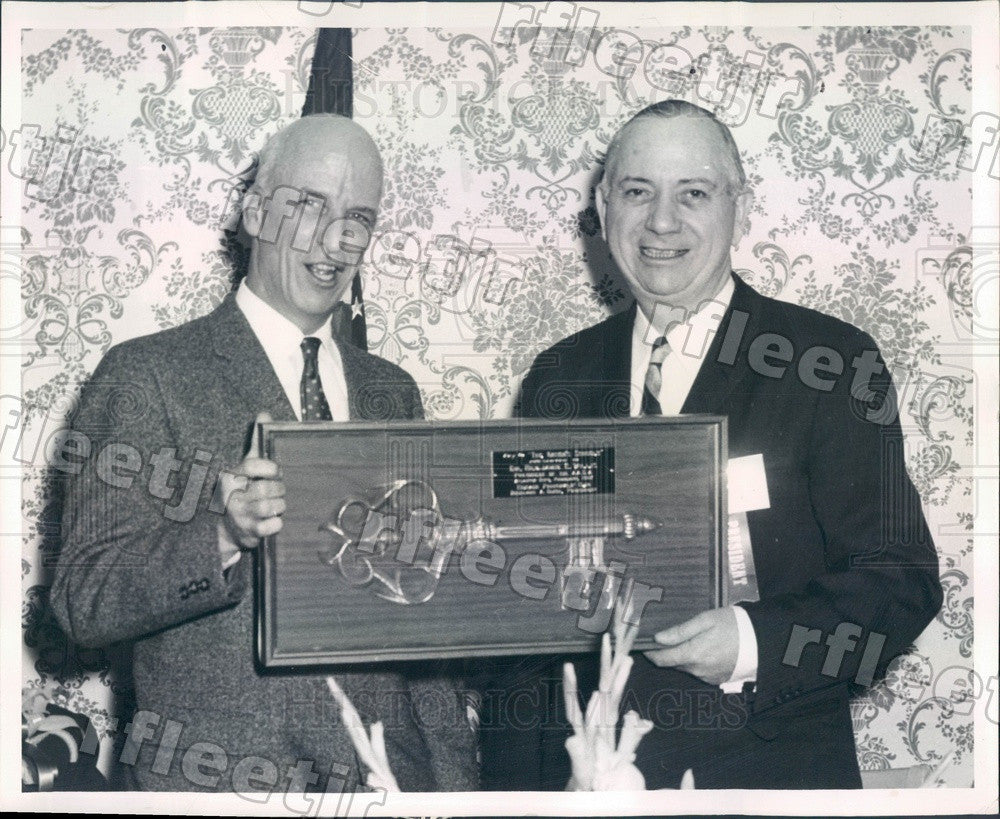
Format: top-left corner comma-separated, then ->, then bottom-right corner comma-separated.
258,416 -> 726,667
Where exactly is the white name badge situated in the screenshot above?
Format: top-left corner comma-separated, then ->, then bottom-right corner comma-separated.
727,453 -> 770,514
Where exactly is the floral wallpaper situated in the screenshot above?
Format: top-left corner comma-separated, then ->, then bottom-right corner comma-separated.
20,26 -> 977,786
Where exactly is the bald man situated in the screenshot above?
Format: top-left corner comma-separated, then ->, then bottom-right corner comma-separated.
52,115 -> 478,793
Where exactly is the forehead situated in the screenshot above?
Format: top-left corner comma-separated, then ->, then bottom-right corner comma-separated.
268,142 -> 381,207
609,116 -> 738,185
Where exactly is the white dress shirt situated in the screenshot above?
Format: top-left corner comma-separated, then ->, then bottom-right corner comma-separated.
235,283 -> 350,421
220,284 -> 352,568
628,277 -> 758,693
629,277 -> 734,417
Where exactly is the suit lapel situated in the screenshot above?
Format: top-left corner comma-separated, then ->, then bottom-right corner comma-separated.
593,304 -> 635,419
681,274 -> 762,417
208,292 -> 297,422
334,334 -> 369,420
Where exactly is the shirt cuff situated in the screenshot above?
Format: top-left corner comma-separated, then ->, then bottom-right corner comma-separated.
221,550 -> 242,571
719,605 -> 758,693
218,521 -> 243,571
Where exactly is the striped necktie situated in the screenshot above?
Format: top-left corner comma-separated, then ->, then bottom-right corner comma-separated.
640,336 -> 669,416
300,337 -> 333,421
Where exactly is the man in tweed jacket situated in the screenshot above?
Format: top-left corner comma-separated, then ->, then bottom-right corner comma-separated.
51,115 -> 477,793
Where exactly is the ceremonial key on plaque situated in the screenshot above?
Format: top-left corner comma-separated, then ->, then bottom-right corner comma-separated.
257,417 -> 727,667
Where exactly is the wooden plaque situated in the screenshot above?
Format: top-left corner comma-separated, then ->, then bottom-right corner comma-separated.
257,416 -> 726,668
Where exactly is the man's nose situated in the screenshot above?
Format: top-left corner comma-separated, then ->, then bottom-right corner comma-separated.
321,217 -> 371,264
645,195 -> 682,234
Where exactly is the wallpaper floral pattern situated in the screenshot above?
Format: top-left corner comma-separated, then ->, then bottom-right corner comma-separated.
19,25 -> 977,786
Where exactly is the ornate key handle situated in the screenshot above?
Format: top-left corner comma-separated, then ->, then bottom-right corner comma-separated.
319,479 -> 452,605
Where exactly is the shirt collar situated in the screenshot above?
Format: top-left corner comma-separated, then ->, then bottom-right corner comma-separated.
235,281 -> 335,351
632,275 -> 735,355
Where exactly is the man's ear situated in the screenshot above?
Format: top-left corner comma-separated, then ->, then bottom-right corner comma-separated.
242,186 -> 265,240
731,189 -> 754,248
595,182 -> 608,242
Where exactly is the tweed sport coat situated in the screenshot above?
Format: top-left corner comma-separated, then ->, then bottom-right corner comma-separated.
480,273 -> 942,790
51,292 -> 478,792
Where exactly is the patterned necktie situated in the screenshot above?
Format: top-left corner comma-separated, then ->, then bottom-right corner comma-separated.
300,337 -> 333,421
640,336 -> 670,416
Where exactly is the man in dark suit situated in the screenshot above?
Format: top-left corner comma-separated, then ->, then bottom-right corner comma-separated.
481,100 -> 942,789
51,115 -> 477,793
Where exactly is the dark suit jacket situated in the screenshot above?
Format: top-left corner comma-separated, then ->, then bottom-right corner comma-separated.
51,293 -> 478,792
482,273 -> 941,789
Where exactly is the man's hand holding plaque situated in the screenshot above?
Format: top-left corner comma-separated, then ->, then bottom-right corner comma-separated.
643,607 -> 740,686
218,412 -> 287,564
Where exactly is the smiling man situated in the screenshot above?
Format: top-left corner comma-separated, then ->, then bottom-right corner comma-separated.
596,107 -> 750,318
480,100 -> 941,790
52,114 -> 477,793
240,116 -> 380,335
